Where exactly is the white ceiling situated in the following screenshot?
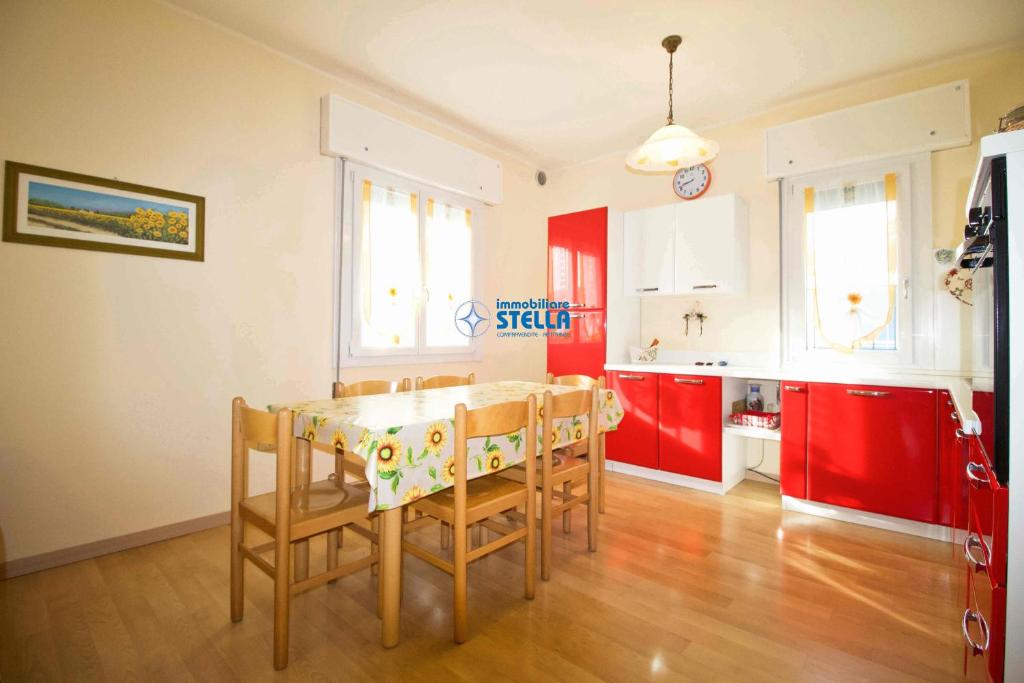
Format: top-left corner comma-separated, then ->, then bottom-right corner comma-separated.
169,0 -> 1024,168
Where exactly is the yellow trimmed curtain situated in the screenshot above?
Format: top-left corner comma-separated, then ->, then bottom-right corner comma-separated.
359,179 -> 419,348
423,198 -> 472,347
805,173 -> 898,351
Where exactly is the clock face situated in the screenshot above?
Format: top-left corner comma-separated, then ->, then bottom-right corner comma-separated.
673,164 -> 711,200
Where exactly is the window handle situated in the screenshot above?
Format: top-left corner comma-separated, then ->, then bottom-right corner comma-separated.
903,278 -> 910,300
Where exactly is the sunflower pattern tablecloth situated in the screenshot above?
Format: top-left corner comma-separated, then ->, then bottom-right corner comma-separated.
271,381 -> 623,511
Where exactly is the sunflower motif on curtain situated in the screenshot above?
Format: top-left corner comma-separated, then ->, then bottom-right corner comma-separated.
805,173 -> 899,351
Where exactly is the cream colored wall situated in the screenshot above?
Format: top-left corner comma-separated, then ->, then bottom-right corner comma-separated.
0,0 -> 547,563
546,45 -> 1024,357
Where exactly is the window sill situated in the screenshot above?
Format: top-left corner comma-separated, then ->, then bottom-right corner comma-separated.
338,349 -> 482,369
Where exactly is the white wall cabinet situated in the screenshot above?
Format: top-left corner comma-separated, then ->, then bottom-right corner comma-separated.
674,195 -> 748,295
622,204 -> 675,296
623,194 -> 748,297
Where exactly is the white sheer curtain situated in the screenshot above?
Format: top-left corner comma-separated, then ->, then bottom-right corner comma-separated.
359,179 -> 419,349
805,172 -> 898,350
423,198 -> 472,348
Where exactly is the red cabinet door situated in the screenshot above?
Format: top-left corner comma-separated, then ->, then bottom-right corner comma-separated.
966,437 -> 1009,587
780,382 -> 808,498
658,375 -> 722,481
605,371 -> 658,469
964,566 -> 1007,683
547,309 -> 606,379
807,383 -> 938,523
937,391 -> 964,528
547,207 -> 607,309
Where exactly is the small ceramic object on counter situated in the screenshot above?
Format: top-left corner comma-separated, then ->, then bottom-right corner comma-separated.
630,338 -> 660,363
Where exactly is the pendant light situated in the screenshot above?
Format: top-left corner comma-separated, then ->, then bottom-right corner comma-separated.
626,35 -> 719,172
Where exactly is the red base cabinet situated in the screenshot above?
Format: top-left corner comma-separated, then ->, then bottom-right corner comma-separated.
658,375 -> 722,481
962,434 -> 1008,682
605,371 -> 658,469
806,383 -> 938,524
780,382 -> 808,498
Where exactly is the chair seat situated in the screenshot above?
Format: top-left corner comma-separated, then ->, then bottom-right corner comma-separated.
240,479 -> 370,540
555,438 -> 590,459
413,474 -> 527,524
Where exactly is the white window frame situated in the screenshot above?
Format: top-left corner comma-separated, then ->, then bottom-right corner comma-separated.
781,153 -> 933,370
335,160 -> 484,368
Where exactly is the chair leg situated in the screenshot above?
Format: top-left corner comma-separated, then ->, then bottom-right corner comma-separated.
440,521 -> 450,550
525,503 -> 536,600
598,435 -> 607,514
541,483 -> 553,581
453,520 -> 468,643
230,512 -> 244,622
371,516 -> 379,576
336,453 -> 346,550
587,474 -> 598,552
472,524 -> 483,548
326,530 -> 339,584
273,543 -> 290,670
562,482 -> 572,533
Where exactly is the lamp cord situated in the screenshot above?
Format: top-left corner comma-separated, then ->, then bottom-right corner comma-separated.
667,50 -> 674,125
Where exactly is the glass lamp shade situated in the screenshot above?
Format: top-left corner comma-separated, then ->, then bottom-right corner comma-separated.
625,123 -> 719,172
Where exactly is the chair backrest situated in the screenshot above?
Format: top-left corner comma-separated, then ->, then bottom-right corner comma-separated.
333,378 -> 410,398
542,388 -> 598,468
452,396 -> 537,508
545,373 -> 606,389
416,373 -> 475,390
231,397 -> 292,514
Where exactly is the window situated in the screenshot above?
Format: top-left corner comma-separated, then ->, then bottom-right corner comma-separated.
338,162 -> 481,365
782,155 -> 930,368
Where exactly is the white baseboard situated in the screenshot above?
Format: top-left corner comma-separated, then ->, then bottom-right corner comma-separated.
605,460 -> 738,495
0,511 -> 230,580
781,496 -> 952,541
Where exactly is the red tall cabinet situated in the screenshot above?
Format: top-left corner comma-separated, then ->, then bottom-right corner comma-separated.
547,207 -> 607,379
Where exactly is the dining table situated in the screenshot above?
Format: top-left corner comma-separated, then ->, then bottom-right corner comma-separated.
270,380 -> 624,647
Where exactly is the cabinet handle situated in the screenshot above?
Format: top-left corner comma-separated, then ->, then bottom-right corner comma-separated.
966,461 -> 989,489
568,313 -> 584,319
566,302 -> 585,308
618,374 -> 646,381
846,389 -> 890,397
962,608 -> 990,656
783,385 -> 804,392
692,284 -> 718,290
964,533 -> 990,573
636,287 -> 660,292
673,378 -> 704,385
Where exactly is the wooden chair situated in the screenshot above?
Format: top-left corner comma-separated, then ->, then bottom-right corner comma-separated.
504,388 -> 599,580
414,374 -> 476,546
326,378 -> 410,561
230,397 -> 378,670
546,372 -> 608,514
415,372 -> 475,390
329,378 -> 411,485
402,397 -> 537,643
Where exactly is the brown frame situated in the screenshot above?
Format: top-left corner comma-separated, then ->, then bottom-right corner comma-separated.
2,161 -> 205,261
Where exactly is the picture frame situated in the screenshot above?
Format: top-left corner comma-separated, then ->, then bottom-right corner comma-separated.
2,161 -> 205,261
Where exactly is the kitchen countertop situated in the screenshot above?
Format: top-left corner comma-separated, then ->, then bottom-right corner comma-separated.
604,362 -> 985,434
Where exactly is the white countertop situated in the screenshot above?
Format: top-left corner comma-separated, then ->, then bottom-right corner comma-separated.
604,362 -> 985,434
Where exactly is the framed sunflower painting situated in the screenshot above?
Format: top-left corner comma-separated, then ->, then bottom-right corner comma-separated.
3,161 -> 204,261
